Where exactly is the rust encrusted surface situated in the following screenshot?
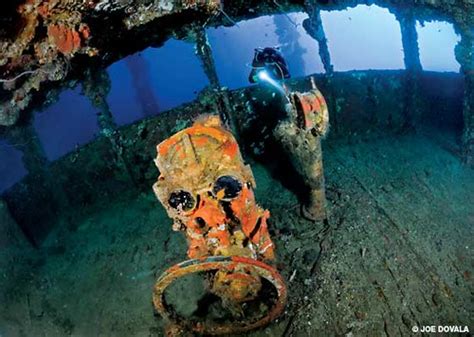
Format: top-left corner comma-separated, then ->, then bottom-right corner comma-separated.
274,85 -> 330,221
0,0 -> 221,126
153,115 -> 275,261
152,116 -> 285,334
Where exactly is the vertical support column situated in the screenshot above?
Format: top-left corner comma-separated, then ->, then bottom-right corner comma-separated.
82,68 -> 116,134
455,32 -> 474,166
303,4 -> 333,74
82,68 -> 138,186
302,4 -> 337,133
192,26 -> 239,138
124,54 -> 160,117
194,26 -> 220,89
397,10 -> 422,72
396,10 -> 422,131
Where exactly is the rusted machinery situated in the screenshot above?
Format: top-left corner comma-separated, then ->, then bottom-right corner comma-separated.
152,115 -> 286,335
248,45 -> 329,221
275,78 -> 329,221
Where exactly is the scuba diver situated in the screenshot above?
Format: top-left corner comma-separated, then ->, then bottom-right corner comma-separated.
248,46 -> 292,118
248,47 -> 291,85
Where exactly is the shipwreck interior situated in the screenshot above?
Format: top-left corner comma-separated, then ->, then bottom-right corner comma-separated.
0,0 -> 473,336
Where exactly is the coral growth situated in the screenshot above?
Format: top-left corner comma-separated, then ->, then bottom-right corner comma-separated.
0,0 -> 93,125
0,0 -> 220,126
47,24 -> 82,55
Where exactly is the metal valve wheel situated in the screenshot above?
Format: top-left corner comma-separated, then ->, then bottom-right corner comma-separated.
152,256 -> 287,335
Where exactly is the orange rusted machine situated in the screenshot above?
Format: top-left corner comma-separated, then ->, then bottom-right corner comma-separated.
152,115 -> 287,335
275,77 -> 329,221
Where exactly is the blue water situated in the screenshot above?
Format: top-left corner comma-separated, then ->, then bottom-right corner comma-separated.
34,87 -> 100,161
107,38 -> 209,126
321,5 -> 405,71
0,140 -> 27,192
208,12 -> 324,89
416,20 -> 461,72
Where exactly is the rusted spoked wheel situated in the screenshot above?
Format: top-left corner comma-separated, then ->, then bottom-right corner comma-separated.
153,256 -> 287,335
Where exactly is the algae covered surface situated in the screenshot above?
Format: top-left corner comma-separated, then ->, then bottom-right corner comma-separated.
1,128 -> 472,336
